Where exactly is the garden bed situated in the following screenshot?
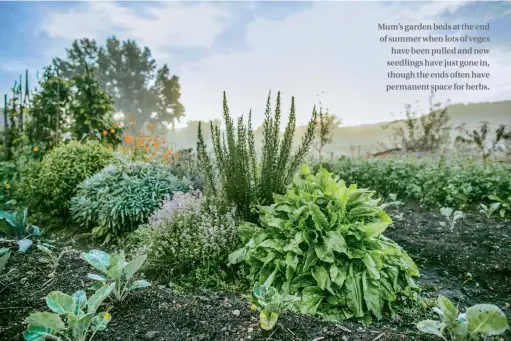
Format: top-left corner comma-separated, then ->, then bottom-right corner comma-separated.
1,204 -> 509,341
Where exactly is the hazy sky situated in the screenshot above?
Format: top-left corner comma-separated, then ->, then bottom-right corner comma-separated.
0,1 -> 510,128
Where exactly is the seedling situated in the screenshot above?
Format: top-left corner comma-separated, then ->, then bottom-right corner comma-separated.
487,195 -> 510,218
439,207 -> 464,230
0,207 -> 40,252
417,295 -> 508,340
82,249 -> 151,301
23,283 -> 115,341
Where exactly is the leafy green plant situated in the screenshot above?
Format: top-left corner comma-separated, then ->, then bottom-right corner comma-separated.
487,195 -> 510,218
229,165 -> 420,323
71,159 -> 192,241
439,207 -> 464,230
417,295 -> 509,340
197,91 -> 317,221
17,140 -> 114,217
479,203 -> 500,219
81,249 -> 150,302
250,283 -> 300,331
0,207 -> 40,252
23,283 -> 115,341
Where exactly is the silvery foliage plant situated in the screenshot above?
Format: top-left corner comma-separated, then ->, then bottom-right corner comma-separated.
81,249 -> 150,302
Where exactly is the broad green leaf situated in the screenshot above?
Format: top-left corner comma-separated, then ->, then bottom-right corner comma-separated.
362,254 -> 380,279
72,313 -> 94,339
300,286 -> 323,315
309,203 -> 329,231
72,291 -> 87,315
436,295 -> 458,327
228,248 -> 247,265
344,275 -> 364,318
362,271 -> 383,318
87,273 -> 107,281
46,291 -> 74,314
87,283 -> 115,314
23,326 -> 55,341
0,251 -> 10,274
81,250 -> 110,272
260,309 -> 278,330
106,253 -> 124,280
18,239 -> 33,253
285,253 -> 298,270
26,312 -> 65,331
124,254 -> 147,282
128,280 -> 151,290
417,320 -> 446,338
313,237 -> 334,263
360,222 -> 389,237
312,266 -> 330,290
91,312 -> 111,332
326,231 -> 347,254
466,304 -> 509,336
330,264 -> 347,288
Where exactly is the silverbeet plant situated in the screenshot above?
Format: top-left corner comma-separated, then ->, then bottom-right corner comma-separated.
81,250 -> 150,302
417,295 -> 509,340
229,165 -> 420,323
23,283 -> 115,341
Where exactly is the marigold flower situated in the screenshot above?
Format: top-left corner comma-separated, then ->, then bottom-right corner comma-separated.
33,147 -> 39,152
147,123 -> 154,130
124,135 -> 134,144
131,122 -> 135,126
146,156 -> 151,161
153,141 -> 160,148
132,117 -> 136,121
163,154 -> 169,160
110,128 -> 115,134
175,153 -> 180,157
5,184 -> 11,189
103,130 -> 108,136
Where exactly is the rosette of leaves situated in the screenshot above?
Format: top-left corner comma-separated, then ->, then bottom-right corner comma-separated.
70,160 -> 192,241
23,283 -> 115,341
0,207 -> 40,252
82,249 -> 151,301
417,295 -> 509,340
229,165 -> 420,323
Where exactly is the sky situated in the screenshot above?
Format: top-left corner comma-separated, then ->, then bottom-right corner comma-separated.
0,0 -> 510,128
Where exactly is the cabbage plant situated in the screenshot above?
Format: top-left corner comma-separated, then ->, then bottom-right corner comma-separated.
229,165 -> 420,323
82,249 -> 150,301
417,295 -> 509,340
23,283 -> 115,341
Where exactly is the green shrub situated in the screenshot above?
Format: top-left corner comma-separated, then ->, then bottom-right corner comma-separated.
329,156 -> 511,210
136,190 -> 240,288
70,159 -> 192,241
229,165 -> 420,323
17,140 -> 114,217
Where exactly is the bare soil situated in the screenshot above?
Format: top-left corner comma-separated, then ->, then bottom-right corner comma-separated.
1,204 -> 509,341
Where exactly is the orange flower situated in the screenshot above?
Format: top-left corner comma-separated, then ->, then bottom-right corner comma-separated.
132,117 -> 136,121
146,156 -> 151,161
124,135 -> 134,145
143,146 -> 149,152
163,154 -> 169,160
33,146 -> 39,152
110,128 -> 115,134
103,130 -> 108,136
126,113 -> 131,118
5,184 -> 11,189
131,122 -> 135,126
152,141 -> 160,148
175,153 -> 180,157
138,132 -> 142,136
147,123 -> 154,130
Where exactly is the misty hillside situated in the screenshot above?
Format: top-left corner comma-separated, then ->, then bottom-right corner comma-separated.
164,100 -> 511,156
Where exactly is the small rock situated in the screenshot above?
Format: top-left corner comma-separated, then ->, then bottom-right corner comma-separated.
232,309 -> 240,317
144,331 -> 159,340
342,336 -> 348,341
247,327 -> 253,333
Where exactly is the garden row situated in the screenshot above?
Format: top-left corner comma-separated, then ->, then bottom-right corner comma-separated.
1,92 -> 509,340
